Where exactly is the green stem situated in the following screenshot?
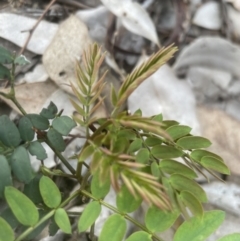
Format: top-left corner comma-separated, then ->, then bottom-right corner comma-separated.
11,95 -> 27,115
80,190 -> 165,241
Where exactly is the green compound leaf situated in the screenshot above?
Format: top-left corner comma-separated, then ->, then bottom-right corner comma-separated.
145,205 -> 179,233
145,136 -> 162,147
190,149 -> 223,163
170,174 -> 207,203
0,45 -> 13,64
26,114 -> 49,130
40,101 -> 58,119
99,214 -> 127,241
4,186 -> 39,226
0,217 -> 14,241
217,233 -> 240,241
10,146 -> 33,184
0,155 -> 12,198
178,191 -> 203,218
18,116 -> 35,141
201,156 -> 230,175
151,145 -> 183,159
127,139 -> 142,153
173,210 -> 225,241
28,141 -> 47,160
166,125 -> 192,140
116,185 -> 142,213
0,115 -> 21,147
176,136 -> 211,150
78,201 -> 101,233
14,55 -> 30,65
136,148 -> 149,164
160,159 -> 197,179
39,176 -> 61,208
0,64 -> 11,79
52,116 -> 76,136
126,231 -> 152,241
54,208 -> 71,234
47,128 -> 66,152
91,171 -> 110,199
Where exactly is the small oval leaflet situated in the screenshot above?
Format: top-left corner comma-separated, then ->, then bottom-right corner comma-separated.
160,159 -> 197,179
201,156 -> 230,175
0,115 -> 21,147
145,205 -> 179,233
166,125 -> 192,140
116,185 -> 142,213
52,116 -> 76,136
151,145 -> 183,159
18,116 -> 35,141
125,231 -> 152,241
54,208 -> 71,234
145,136 -> 162,146
0,155 -> 12,198
176,136 -> 211,150
91,171 -> 110,199
39,176 -> 61,208
170,174 -> 207,203
99,214 -> 127,241
4,186 -> 39,226
179,191 -> 203,218
127,139 -> 142,153
136,148 -> 149,164
78,201 -> 101,232
28,141 -> 47,160
151,162 -> 160,178
47,128 -> 66,152
0,217 -> 14,241
10,146 -> 33,184
26,114 -> 49,130
173,210 -> 225,241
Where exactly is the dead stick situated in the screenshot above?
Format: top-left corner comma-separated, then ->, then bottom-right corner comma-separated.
19,0 -> 57,55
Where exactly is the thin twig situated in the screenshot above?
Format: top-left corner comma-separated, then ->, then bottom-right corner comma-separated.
19,0 -> 57,55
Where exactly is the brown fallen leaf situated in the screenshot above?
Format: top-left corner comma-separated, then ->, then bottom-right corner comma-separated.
197,105 -> 240,175
0,81 -> 58,114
